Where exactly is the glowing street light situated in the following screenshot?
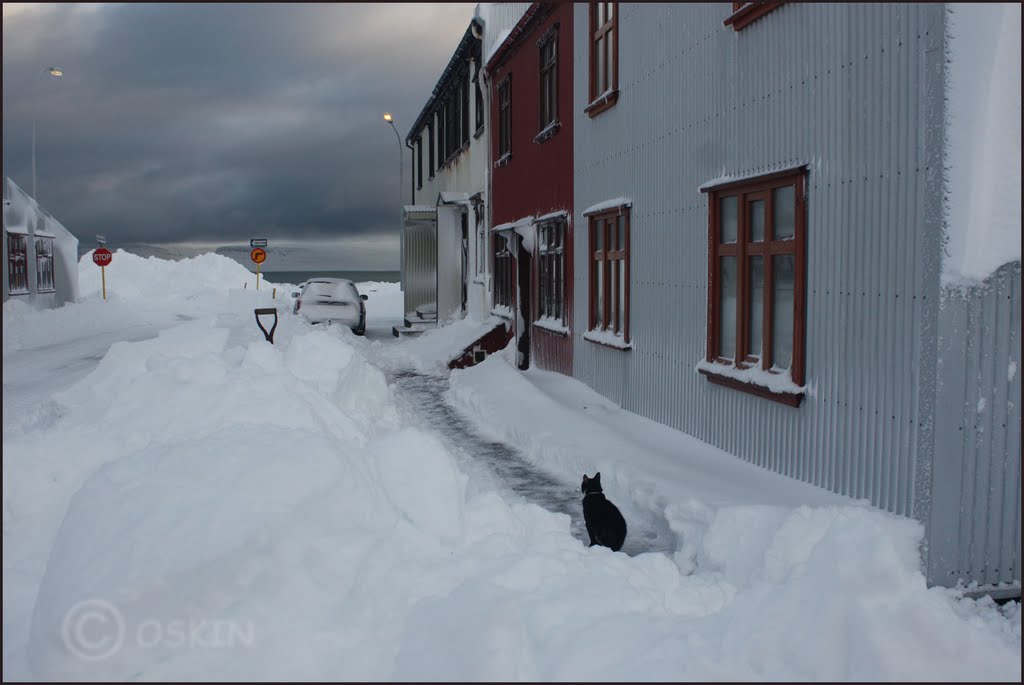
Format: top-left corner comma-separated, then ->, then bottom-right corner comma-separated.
383,112 -> 404,286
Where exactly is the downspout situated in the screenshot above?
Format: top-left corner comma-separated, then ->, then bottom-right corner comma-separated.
405,138 -> 415,205
478,48 -> 494,318
403,136 -> 416,293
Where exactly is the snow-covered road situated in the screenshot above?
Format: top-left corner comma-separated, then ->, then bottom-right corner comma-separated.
2,251 -> 1020,681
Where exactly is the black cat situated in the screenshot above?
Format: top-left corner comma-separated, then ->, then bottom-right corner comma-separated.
581,472 -> 627,552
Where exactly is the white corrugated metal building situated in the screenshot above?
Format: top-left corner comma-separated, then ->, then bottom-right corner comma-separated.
568,3 -> 1020,595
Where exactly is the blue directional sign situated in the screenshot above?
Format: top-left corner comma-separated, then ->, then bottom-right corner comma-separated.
250,238 -> 268,248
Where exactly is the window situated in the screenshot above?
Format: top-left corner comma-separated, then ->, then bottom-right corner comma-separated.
428,122 -> 435,178
493,234 -> 513,311
460,71 -> 470,147
7,233 -> 29,294
473,63 -> 484,135
586,2 -> 618,117
34,237 -> 55,292
436,110 -> 445,168
446,89 -> 456,160
703,169 -> 807,402
537,218 -> 567,326
724,2 -> 785,31
416,138 -> 423,190
497,77 -> 511,162
538,28 -> 558,131
587,206 -> 630,344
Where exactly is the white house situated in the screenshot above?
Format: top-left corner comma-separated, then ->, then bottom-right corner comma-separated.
398,4 -> 530,334
3,176 -> 79,309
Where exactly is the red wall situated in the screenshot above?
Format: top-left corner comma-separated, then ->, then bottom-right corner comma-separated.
490,2 -> 574,375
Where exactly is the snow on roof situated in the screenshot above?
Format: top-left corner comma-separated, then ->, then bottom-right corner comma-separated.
404,205 -> 437,214
535,209 -> 569,223
439,191 -> 471,205
582,197 -> 633,216
943,3 -> 1022,287
491,214 -> 534,233
697,162 -> 809,192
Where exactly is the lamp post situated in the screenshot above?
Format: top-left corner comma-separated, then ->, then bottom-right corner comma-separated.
383,112 -> 404,287
32,66 -> 63,200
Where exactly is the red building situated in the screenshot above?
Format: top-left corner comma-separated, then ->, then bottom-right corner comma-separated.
486,1 -> 574,375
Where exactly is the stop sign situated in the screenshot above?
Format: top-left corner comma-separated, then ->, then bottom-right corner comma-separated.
93,248 -> 113,266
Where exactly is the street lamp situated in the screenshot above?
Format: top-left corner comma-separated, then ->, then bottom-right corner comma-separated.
33,66 -> 63,200
383,112 -> 404,287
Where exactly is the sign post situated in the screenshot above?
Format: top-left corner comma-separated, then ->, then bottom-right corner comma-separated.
93,247 -> 113,299
250,247 -> 267,290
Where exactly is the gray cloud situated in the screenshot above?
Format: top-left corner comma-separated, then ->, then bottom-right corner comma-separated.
2,3 -> 475,261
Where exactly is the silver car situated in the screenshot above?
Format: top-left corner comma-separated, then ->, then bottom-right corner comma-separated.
292,278 -> 367,335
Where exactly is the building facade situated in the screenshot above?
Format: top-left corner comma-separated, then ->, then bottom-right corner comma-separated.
402,20 -> 487,330
569,2 -> 1020,594
487,1 -> 575,373
3,176 -> 79,309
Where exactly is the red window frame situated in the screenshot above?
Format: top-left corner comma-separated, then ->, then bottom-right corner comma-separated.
538,27 -> 558,131
492,233 -> 514,311
497,76 -> 511,161
702,169 -> 807,405
537,218 -> 567,326
585,2 -> 618,117
587,206 -> 630,345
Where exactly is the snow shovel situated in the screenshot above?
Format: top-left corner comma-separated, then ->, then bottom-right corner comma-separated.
254,307 -> 278,344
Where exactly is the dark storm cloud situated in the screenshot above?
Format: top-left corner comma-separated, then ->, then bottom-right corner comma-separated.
2,3 -> 475,250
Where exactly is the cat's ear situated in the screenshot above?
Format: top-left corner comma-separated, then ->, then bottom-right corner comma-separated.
595,471 -> 601,482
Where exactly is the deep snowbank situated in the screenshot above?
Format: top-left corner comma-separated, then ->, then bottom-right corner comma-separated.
3,251 -> 1020,680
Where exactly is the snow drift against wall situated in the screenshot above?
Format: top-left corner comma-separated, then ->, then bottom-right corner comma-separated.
944,3 -> 1022,286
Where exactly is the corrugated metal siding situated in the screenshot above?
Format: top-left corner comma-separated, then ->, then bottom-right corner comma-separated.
930,263 -> 1022,588
488,2 -> 575,376
531,216 -> 574,375
436,205 -> 465,324
572,6 -> 945,518
402,212 -> 437,320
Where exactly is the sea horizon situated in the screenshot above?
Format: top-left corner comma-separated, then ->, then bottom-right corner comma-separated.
255,269 -> 401,285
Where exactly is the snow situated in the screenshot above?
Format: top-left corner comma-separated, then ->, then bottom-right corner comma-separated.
697,163 -> 810,192
377,314 -> 508,375
438,191 -> 470,205
943,3 -> 1022,286
491,214 -> 534,233
533,316 -> 569,336
3,250 -> 1020,680
535,209 -> 570,224
485,28 -> 511,66
1010,360 -> 1018,382
695,358 -> 806,396
583,327 -> 633,349
581,196 -> 633,216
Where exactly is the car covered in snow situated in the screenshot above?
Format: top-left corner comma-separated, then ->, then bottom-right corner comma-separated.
291,278 -> 367,334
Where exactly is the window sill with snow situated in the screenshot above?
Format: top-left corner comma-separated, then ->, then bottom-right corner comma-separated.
584,89 -> 619,118
533,317 -> 569,337
696,359 -> 805,407
583,328 -> 632,350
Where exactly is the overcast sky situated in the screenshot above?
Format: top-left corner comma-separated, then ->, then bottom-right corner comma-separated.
2,3 -> 477,267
